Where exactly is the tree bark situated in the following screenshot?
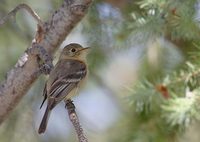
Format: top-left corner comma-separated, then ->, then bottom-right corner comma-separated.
0,0 -> 91,124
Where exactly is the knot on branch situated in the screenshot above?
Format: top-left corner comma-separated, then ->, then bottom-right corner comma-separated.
27,43 -> 53,75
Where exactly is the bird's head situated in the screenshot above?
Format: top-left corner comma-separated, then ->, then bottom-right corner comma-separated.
60,43 -> 90,60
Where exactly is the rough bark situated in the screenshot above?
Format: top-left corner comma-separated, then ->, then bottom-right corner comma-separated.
0,0 -> 91,124
65,100 -> 88,142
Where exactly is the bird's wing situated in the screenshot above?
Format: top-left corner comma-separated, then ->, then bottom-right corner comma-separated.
40,60 -> 87,109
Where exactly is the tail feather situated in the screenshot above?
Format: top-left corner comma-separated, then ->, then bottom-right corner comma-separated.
38,106 -> 51,134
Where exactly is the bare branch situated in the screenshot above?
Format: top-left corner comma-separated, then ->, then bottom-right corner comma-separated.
0,0 -> 92,123
0,3 -> 43,27
65,100 -> 88,142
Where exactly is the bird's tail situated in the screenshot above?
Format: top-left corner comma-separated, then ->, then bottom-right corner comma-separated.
38,106 -> 51,134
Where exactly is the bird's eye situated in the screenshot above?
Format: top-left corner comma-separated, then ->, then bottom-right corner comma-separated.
71,48 -> 76,52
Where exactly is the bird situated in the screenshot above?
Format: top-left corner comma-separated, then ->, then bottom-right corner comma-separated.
38,43 -> 89,134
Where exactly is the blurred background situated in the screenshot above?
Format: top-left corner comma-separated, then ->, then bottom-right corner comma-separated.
1,0 -> 200,142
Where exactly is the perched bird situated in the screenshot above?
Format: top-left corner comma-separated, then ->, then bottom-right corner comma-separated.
38,43 -> 89,134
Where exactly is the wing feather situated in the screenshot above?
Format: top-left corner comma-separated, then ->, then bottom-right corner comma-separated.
40,59 -> 87,110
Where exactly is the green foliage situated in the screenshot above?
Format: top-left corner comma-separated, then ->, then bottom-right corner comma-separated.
105,0 -> 200,141
117,55 -> 200,141
125,80 -> 163,114
162,93 -> 200,128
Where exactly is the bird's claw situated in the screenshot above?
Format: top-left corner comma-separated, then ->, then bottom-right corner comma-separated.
39,63 -> 54,75
65,100 -> 75,113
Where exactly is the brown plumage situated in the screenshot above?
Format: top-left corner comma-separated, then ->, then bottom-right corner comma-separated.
38,43 -> 89,134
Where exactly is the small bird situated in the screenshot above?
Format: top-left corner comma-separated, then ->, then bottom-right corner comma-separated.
38,43 -> 89,134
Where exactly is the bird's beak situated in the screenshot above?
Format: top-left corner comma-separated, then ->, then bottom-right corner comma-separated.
78,47 -> 90,52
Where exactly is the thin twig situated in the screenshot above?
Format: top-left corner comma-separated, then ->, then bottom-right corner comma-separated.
65,100 -> 88,142
0,3 -> 43,26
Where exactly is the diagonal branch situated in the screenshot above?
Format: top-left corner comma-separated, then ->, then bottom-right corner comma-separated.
0,0 -> 92,124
